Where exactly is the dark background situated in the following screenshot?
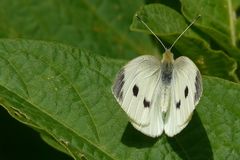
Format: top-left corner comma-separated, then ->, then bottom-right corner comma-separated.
0,107 -> 72,160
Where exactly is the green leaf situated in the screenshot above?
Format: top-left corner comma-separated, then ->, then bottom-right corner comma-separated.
130,4 -> 238,81
0,39 -> 240,159
181,0 -> 240,59
237,18 -> 240,46
0,0 -> 157,59
40,133 -> 71,156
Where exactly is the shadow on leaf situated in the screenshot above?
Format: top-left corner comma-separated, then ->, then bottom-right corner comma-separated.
121,112 -> 213,159
167,112 -> 213,160
121,123 -> 158,148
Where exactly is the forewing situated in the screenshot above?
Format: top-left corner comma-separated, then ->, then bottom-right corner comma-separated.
164,56 -> 202,137
112,55 -> 161,126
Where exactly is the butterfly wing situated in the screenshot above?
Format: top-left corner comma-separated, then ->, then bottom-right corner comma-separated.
164,56 -> 202,137
131,86 -> 164,137
112,55 -> 163,129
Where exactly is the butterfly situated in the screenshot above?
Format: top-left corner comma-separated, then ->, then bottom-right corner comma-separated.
112,14 -> 202,137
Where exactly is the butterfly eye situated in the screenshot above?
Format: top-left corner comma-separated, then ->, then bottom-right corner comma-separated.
184,86 -> 189,98
133,85 -> 139,97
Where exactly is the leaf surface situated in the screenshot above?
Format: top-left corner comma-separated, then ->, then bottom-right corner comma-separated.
181,0 -> 240,59
0,0 -> 157,59
0,40 -> 240,159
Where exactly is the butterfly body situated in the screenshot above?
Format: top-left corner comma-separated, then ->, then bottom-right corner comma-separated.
112,50 -> 202,137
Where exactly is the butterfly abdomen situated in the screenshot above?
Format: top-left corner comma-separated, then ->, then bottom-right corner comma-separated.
160,62 -> 173,110
159,85 -> 171,113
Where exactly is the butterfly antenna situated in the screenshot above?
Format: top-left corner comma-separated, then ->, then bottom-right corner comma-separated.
169,14 -> 201,51
136,14 -> 168,51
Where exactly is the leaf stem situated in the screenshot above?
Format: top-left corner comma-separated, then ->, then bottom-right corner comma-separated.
227,0 -> 236,46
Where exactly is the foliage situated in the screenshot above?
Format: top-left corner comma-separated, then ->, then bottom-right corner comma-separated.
0,0 -> 240,159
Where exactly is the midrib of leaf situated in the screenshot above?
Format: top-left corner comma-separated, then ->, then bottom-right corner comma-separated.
227,0 -> 236,46
81,0 -> 147,55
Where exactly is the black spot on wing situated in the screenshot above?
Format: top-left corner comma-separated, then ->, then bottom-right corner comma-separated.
161,62 -> 173,85
176,100 -> 181,109
113,69 -> 125,100
143,98 -> 150,108
185,86 -> 189,98
133,85 -> 139,97
194,71 -> 202,103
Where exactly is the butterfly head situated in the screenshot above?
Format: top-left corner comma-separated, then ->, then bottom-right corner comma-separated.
162,49 -> 174,63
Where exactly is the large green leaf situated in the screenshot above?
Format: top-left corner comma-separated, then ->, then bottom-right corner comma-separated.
130,4 -> 238,81
181,0 -> 240,59
0,0 -> 157,59
0,39 -> 240,159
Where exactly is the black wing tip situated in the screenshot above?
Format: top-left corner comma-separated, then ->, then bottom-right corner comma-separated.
112,68 -> 125,101
194,70 -> 203,104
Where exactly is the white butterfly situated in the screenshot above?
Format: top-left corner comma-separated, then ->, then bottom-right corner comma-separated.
112,15 -> 202,137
